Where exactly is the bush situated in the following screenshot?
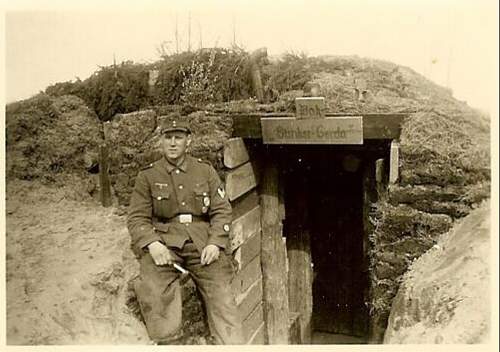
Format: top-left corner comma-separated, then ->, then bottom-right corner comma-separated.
46,62 -> 150,121
261,52 -> 313,97
6,94 -> 102,181
43,48 -> 316,120
153,47 -> 253,106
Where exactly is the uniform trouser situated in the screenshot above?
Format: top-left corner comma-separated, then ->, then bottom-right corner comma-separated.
134,241 -> 244,344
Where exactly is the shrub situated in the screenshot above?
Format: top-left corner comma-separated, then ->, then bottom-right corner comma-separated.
153,47 -> 253,106
46,62 -> 150,121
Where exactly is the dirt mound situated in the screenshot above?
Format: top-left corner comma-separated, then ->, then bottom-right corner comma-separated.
310,57 -> 490,184
6,179 -> 146,344
5,94 -> 103,182
383,200 -> 491,343
301,56 -> 490,341
5,179 -> 210,344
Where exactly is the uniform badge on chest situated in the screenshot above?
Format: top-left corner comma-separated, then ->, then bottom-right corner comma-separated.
203,196 -> 210,207
202,192 -> 210,213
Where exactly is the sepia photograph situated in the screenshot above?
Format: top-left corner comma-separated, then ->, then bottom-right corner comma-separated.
1,0 -> 498,350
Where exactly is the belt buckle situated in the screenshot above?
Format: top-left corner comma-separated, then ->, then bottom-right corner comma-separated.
179,214 -> 192,224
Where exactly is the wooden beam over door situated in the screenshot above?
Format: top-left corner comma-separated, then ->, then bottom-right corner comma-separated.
231,113 -> 406,140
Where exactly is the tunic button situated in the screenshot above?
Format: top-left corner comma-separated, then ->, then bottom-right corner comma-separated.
179,185 -> 184,190
181,201 -> 186,206
157,196 -> 162,200
175,169 -> 180,174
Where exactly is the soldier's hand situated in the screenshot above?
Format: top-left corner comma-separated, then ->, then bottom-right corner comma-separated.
201,244 -> 220,265
147,241 -> 175,266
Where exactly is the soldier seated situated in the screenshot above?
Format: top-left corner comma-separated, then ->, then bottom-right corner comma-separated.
127,119 -> 244,345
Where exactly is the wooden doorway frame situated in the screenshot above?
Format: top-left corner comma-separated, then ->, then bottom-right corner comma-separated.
227,113 -> 405,344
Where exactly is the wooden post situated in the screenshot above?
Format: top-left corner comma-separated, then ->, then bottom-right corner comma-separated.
286,176 -> 313,344
249,48 -> 267,103
99,144 -> 112,207
389,140 -> 399,184
260,157 -> 289,344
375,158 -> 385,198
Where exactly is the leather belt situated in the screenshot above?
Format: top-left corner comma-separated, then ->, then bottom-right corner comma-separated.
161,214 -> 208,224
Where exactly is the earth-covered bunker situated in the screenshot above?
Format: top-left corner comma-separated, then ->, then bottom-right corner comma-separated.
97,86 -> 489,344
6,53 -> 490,345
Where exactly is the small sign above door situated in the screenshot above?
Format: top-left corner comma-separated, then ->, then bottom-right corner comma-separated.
295,97 -> 326,119
261,116 -> 364,144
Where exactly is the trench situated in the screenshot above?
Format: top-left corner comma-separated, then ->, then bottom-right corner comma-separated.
273,141 -> 389,343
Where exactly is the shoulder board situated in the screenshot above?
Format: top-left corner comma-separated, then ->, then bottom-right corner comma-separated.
141,163 -> 154,171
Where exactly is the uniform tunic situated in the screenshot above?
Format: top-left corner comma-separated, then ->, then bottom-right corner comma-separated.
128,155 -> 232,257
127,155 -> 243,344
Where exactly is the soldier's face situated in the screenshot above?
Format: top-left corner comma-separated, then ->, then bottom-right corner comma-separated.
161,131 -> 191,161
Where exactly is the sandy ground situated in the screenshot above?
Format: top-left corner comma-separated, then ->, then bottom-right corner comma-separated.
5,178 -> 492,345
5,179 -> 148,345
384,200 -> 491,344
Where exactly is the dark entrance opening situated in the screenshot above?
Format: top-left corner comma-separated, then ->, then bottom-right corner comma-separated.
308,150 -> 367,338
276,144 -> 376,343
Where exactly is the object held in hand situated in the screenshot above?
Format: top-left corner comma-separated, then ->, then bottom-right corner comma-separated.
173,263 -> 190,284
173,263 -> 187,274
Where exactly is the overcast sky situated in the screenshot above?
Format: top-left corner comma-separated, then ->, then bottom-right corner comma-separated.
3,0 -> 499,113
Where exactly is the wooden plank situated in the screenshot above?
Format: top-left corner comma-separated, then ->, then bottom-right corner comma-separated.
224,137 -> 250,169
261,117 -> 363,145
260,159 -> 289,344
226,162 -> 257,201
230,205 -> 261,252
286,176 -> 313,343
231,189 -> 259,220
232,114 -> 405,140
236,279 -> 263,321
278,176 -> 286,221
376,158 -> 385,196
376,158 -> 384,183
231,255 -> 262,294
389,140 -> 399,183
232,115 -> 263,139
234,231 -> 261,271
362,114 -> 405,139
248,322 -> 265,344
242,303 -> 264,342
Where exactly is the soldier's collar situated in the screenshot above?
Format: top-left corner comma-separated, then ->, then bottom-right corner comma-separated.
163,156 -> 189,173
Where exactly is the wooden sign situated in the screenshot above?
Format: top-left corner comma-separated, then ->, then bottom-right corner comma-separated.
295,97 -> 325,119
261,116 -> 363,144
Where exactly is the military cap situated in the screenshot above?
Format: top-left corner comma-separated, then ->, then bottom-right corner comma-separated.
161,119 -> 191,134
